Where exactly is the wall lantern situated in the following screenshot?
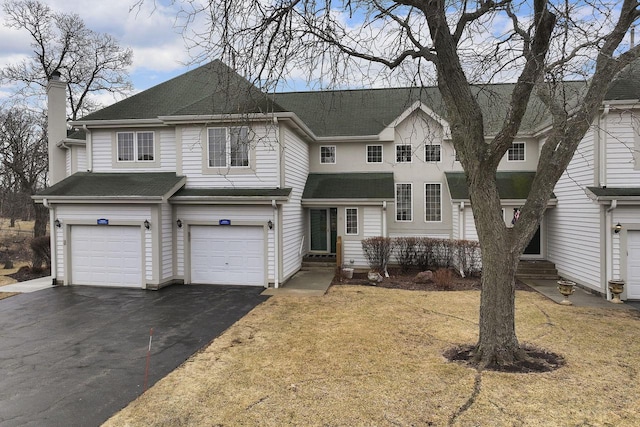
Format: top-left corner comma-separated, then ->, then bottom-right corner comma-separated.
268,220 -> 273,230
614,222 -> 622,234
54,219 -> 61,228
144,219 -> 150,230
176,219 -> 183,228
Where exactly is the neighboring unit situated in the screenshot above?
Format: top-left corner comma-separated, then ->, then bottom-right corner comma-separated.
34,61 -> 640,300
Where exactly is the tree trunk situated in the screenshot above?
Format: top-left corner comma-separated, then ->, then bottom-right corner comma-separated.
474,241 -> 526,366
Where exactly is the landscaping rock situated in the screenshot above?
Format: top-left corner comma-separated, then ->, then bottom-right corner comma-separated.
413,270 -> 434,284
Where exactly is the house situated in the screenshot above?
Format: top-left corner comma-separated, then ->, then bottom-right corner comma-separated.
34,60 -> 640,300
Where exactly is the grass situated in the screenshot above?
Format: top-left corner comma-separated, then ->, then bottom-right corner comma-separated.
104,286 -> 640,426
0,292 -> 18,300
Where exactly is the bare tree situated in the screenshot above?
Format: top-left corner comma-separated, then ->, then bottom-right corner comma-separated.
139,0 -> 640,368
0,107 -> 48,265
2,0 -> 133,120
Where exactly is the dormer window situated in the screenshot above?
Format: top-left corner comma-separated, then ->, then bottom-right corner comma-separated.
320,146 -> 336,164
117,132 -> 154,162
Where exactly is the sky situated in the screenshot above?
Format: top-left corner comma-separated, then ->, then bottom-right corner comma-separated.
0,0 -> 197,107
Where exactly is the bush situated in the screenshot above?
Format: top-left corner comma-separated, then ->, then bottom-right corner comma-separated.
394,237 -> 417,272
414,237 -> 434,270
456,240 -> 482,276
433,268 -> 453,290
361,237 -> 393,273
30,235 -> 50,269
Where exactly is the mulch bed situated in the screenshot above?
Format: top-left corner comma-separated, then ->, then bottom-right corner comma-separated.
332,267 -> 534,292
8,266 -> 50,282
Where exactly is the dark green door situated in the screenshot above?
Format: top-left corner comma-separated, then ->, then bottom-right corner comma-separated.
310,209 -> 328,251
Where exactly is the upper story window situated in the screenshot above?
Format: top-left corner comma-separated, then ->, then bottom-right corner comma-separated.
117,131 -> 154,162
508,142 -> 526,162
425,183 -> 442,222
396,144 -> 412,163
396,183 -> 413,221
345,208 -> 358,235
425,143 -> 441,162
367,145 -> 383,163
320,146 -> 336,164
208,127 -> 249,168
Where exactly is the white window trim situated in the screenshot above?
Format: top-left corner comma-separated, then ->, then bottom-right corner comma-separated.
395,144 -> 413,163
320,145 -> 336,164
424,182 -> 442,223
424,143 -> 442,163
366,144 -> 383,164
206,126 -> 251,169
395,182 -> 413,222
345,207 -> 358,235
116,131 -> 155,163
507,141 -> 526,162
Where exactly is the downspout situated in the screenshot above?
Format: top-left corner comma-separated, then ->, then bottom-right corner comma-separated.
272,200 -> 279,289
382,201 -> 387,237
43,198 -> 57,286
605,199 -> 617,300
83,124 -> 92,172
459,201 -> 465,239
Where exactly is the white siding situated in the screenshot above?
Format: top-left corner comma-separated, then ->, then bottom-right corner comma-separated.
91,129 -> 176,172
55,225 -> 64,279
547,127 -> 602,291
605,111 -> 640,186
612,207 -> 640,279
344,240 -> 367,268
180,124 -> 280,188
55,205 -> 153,284
451,204 -> 460,240
65,150 -> 72,176
282,127 -> 308,279
175,205 -> 275,281
363,207 -> 382,237
76,146 -> 87,172
161,203 -> 173,280
463,207 -> 478,241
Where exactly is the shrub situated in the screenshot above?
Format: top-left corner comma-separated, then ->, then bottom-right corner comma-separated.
361,236 -> 393,273
414,237 -> 434,270
433,268 -> 454,290
456,240 -> 482,276
394,237 -> 417,272
30,235 -> 50,269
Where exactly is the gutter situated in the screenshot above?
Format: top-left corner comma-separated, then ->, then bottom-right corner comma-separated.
272,200 -> 279,289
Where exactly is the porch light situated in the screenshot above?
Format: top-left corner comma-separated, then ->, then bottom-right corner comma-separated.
267,220 -> 273,230
614,222 -> 622,234
54,219 -> 61,228
144,219 -> 150,230
176,219 -> 183,228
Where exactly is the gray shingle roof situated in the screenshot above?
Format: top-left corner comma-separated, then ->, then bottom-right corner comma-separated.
34,172 -> 185,199
78,60 -> 286,121
445,171 -> 556,200
302,173 -> 394,199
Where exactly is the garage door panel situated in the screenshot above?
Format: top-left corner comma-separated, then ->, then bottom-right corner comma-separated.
71,225 -> 142,288
190,226 -> 264,286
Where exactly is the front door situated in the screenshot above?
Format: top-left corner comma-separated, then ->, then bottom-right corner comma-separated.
310,208 -> 337,253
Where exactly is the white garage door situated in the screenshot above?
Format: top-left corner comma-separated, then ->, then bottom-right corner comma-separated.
627,231 -> 640,299
71,225 -> 142,288
190,225 -> 265,286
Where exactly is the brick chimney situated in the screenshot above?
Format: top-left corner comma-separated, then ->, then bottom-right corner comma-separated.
46,71 -> 67,186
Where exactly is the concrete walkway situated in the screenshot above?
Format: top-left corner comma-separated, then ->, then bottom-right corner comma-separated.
262,269 -> 334,296
0,276 -> 53,293
522,278 -> 640,310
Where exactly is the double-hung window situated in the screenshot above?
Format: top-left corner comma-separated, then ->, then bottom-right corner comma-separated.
345,208 -> 358,235
396,144 -> 412,163
117,132 -> 155,162
425,143 -> 441,162
508,142 -> 525,161
208,127 -> 249,168
396,183 -> 412,221
425,183 -> 442,222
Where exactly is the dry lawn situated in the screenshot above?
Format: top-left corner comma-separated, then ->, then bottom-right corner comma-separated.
104,286 -> 640,426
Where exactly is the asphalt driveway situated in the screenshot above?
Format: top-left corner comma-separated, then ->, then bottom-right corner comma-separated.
0,284 -> 269,427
